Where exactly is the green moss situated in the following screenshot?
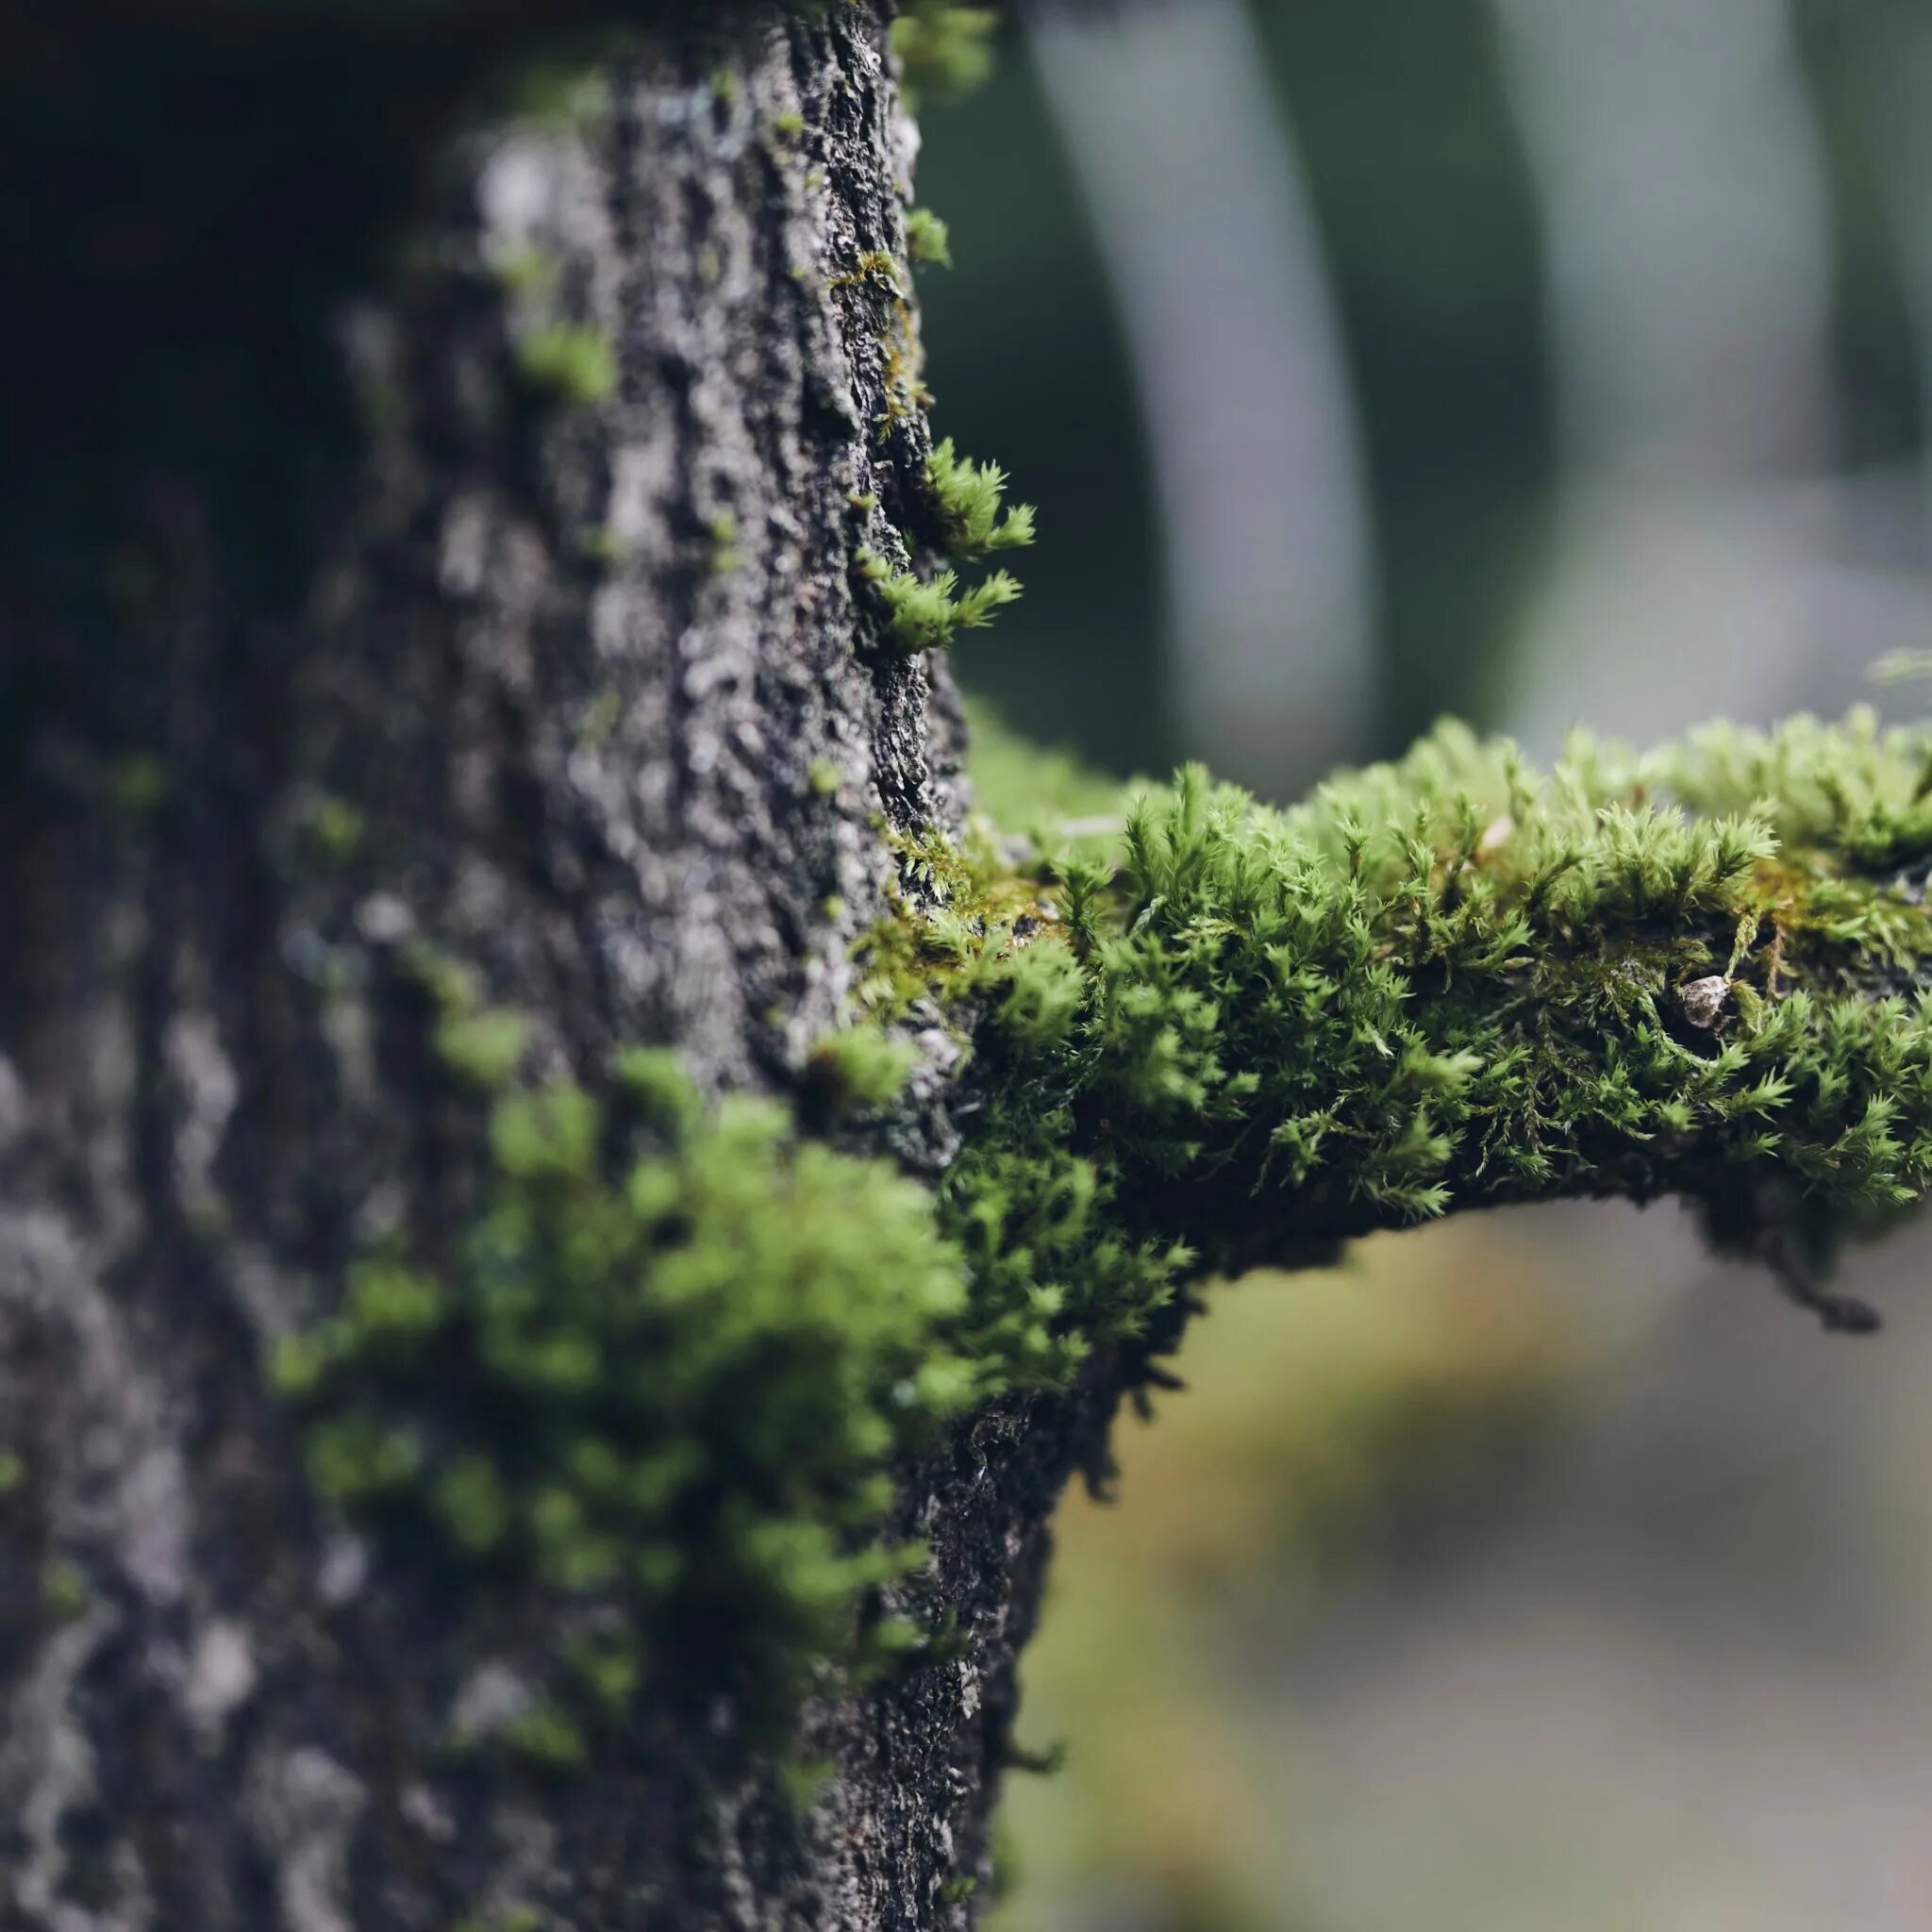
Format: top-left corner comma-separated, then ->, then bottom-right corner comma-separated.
928,710 -> 1932,1356
400,941 -> 532,1091
566,1631 -> 644,1713
515,323 -> 617,406
108,753 -> 171,817
306,1413 -> 423,1504
305,794 -> 366,863
610,1043 -> 703,1128
578,684 -> 624,745
502,1700 -> 589,1772
229,28 -> 1932,1736
850,441 -> 1031,652
0,1449 -> 22,1496
891,3 -> 1000,106
830,248 -> 902,297
1871,650 -> 1932,687
268,709 -> 1932,1757
438,1006 -> 531,1091
196,8 -> 1932,1794
436,1454 -> 513,1555
926,439 -> 1034,560
856,545 -> 1022,653
489,243 -> 558,299
960,697 -> 1133,841
776,1753 -> 838,1813
706,509 -> 741,576
275,1058 -> 976,1740
905,206 -> 953,270
41,1559 -> 89,1624
768,108 -> 805,140
803,1026 -> 915,1118
578,525 -> 626,568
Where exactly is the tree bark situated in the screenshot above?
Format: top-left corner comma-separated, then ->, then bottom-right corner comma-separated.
1,8 -> 1071,1925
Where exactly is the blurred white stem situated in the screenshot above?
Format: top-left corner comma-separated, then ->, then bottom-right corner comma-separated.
1860,11 -> 1932,554
1029,0 -> 1376,796
1493,0 -> 1843,747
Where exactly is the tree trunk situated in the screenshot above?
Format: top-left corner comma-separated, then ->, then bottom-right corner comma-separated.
1,7 -> 1068,1925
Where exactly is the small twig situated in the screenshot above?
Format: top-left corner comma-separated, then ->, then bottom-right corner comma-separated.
1768,1247 -> 1882,1336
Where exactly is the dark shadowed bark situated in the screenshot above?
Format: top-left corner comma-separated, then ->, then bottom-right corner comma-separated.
0,8 -> 1092,1925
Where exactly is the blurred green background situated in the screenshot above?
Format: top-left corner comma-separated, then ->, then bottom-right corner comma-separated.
913,4 -> 1932,1927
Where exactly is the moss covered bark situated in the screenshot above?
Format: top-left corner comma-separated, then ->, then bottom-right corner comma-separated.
0,7 -> 1015,1926
6,7 -> 1932,1931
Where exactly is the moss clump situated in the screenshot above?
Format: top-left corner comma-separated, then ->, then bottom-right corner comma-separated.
489,242 -> 558,299
41,1559 -> 89,1625
304,794 -> 366,863
402,941 -> 532,1092
501,1700 -> 589,1772
274,1056 -> 976,1738
515,323 -> 617,406
830,248 -> 902,297
706,509 -> 741,575
926,438 -> 1035,560
852,440 -> 1033,651
891,3 -> 1000,106
803,1026 -> 916,1120
1664,708 -> 1932,872
856,545 -> 1022,652
905,206 -> 953,270
925,709 -> 1932,1357
962,697 -> 1138,838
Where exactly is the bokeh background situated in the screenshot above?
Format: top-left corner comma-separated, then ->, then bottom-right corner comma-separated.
912,4 -> 1932,1926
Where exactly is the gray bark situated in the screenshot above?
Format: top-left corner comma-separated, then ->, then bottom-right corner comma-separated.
0,8 -> 1088,1926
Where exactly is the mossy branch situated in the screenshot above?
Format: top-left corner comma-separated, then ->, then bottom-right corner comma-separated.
278,708 -> 1932,1751
938,707 -> 1932,1380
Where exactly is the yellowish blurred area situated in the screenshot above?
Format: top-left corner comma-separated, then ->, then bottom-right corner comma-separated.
991,1216 -> 1628,1932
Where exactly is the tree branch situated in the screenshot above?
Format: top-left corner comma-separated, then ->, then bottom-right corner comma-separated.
941,709 -> 1932,1393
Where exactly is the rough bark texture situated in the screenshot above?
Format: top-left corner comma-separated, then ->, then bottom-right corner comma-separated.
0,8 -> 1081,1925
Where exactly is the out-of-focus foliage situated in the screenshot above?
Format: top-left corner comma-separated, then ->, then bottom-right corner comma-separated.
989,1229 -> 1579,1932
919,0 -> 1927,784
